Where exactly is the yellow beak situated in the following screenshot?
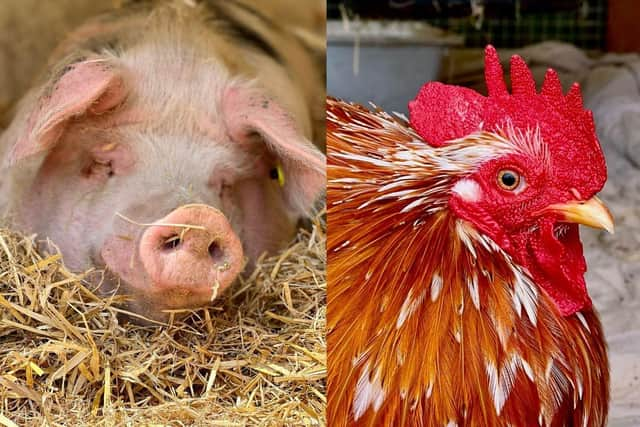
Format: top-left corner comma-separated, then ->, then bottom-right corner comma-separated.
544,196 -> 614,234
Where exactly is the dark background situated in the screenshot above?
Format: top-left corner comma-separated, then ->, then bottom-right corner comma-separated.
328,0 -> 611,50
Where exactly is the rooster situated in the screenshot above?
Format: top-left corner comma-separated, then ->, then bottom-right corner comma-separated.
327,46 -> 613,427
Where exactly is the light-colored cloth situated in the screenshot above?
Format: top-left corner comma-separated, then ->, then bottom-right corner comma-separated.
581,50 -> 640,427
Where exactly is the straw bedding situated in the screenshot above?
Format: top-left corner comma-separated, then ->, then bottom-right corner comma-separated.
0,212 -> 326,426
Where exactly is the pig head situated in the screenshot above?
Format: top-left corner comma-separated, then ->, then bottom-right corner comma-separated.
0,51 -> 325,320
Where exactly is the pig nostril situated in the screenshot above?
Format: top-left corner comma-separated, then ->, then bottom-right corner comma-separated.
208,241 -> 224,262
162,235 -> 181,251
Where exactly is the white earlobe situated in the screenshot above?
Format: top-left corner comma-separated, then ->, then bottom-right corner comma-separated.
452,179 -> 482,202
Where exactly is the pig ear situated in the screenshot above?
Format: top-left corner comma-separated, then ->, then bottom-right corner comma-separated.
9,60 -> 126,164
224,87 -> 326,215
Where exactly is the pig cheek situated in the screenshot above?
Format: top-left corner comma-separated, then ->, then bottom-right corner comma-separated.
16,147 -> 81,233
101,235 -> 148,294
17,144 -> 125,270
18,173 -> 95,270
234,179 -> 297,262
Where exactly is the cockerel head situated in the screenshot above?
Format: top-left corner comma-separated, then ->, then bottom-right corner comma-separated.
409,45 -> 613,316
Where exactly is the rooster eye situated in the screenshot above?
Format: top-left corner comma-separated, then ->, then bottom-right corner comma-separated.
497,169 -> 520,190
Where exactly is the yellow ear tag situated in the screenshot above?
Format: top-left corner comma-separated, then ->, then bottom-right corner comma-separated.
276,164 -> 285,187
270,164 -> 285,187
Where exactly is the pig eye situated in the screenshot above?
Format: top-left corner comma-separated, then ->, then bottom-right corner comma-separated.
83,159 -> 114,180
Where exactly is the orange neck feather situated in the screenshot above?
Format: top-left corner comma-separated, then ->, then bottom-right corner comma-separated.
327,98 -> 608,427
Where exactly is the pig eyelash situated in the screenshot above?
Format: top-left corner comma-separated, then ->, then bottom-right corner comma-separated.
82,159 -> 114,180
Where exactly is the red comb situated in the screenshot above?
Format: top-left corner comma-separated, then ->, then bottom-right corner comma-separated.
408,45 -> 605,194
483,45 -> 595,139
409,45 -> 596,148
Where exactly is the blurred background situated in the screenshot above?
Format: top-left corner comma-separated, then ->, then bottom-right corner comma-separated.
328,2 -> 640,426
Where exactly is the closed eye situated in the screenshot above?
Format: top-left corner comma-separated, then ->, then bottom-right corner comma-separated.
82,159 -> 114,181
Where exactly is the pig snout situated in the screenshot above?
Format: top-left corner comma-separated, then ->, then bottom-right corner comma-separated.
101,204 -> 244,311
138,204 -> 244,296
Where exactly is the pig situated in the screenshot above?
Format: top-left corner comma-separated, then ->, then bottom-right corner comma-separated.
0,1 -> 326,321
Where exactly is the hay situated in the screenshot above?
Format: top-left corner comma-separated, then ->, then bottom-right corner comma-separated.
0,212 -> 326,426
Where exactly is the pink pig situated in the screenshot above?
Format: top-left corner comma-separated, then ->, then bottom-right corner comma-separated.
0,2 -> 325,320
